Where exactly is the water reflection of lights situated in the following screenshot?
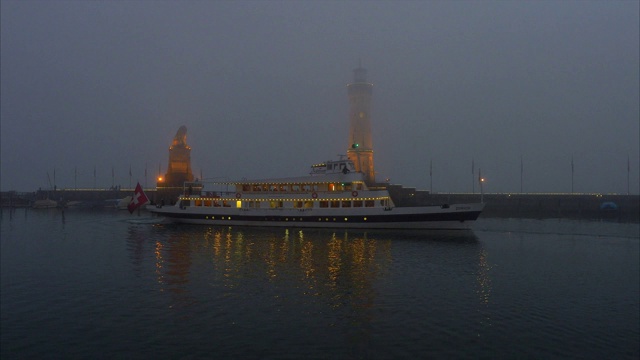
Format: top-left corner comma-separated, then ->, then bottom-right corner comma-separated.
477,249 -> 492,305
155,240 -> 164,287
150,226 -> 393,318
476,247 -> 493,335
328,233 -> 342,287
265,229 -> 385,296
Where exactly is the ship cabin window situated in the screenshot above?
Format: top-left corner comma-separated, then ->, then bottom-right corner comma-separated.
356,183 -> 363,191
319,201 -> 329,208
252,185 -> 260,191
353,200 -> 363,208
291,184 -> 301,192
304,201 -> 313,208
294,201 -> 303,208
269,185 -> 278,192
329,184 -> 336,191
270,200 -> 283,208
213,200 -> 221,207
365,200 -> 375,207
180,200 -> 190,207
223,201 -> 231,207
194,200 -> 202,207
279,185 -> 288,192
330,200 -> 340,208
204,200 -> 212,207
236,200 -> 242,208
242,184 -> 251,191
341,200 -> 351,208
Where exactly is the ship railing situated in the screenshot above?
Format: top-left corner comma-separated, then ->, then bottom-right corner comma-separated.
187,189 -> 389,199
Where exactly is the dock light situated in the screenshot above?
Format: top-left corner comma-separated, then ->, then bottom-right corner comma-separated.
158,176 -> 164,182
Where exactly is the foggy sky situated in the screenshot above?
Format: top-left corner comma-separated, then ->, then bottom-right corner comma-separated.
1,0 -> 638,194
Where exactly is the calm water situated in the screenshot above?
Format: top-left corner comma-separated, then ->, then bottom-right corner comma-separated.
1,208 -> 638,359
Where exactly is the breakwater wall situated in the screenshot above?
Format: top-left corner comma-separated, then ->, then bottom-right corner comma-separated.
386,184 -> 639,222
2,187 -> 638,222
1,189 -> 158,208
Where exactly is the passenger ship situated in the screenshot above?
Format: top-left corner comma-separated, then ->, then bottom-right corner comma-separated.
148,158 -> 484,229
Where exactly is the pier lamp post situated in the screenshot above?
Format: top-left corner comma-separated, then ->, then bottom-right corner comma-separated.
478,169 -> 485,203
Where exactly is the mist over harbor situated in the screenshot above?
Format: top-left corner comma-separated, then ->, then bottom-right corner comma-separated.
1,1 -> 638,194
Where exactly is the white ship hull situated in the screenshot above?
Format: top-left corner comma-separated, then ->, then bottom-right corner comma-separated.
149,202 -> 484,230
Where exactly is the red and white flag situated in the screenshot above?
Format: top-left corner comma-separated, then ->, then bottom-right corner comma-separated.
128,182 -> 149,213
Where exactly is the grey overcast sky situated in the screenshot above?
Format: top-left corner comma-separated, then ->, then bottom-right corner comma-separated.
1,0 -> 638,194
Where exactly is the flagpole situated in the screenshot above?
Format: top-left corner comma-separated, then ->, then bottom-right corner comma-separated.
129,165 -> 132,189
429,159 -> 433,194
627,155 -> 630,195
520,155 -> 523,194
471,158 -> 475,194
571,156 -> 574,194
93,166 -> 96,189
74,166 -> 77,190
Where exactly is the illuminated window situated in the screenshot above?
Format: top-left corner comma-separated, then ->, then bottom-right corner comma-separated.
331,201 -> 340,208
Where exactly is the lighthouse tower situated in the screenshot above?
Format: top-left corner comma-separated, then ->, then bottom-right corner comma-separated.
347,64 -> 375,184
